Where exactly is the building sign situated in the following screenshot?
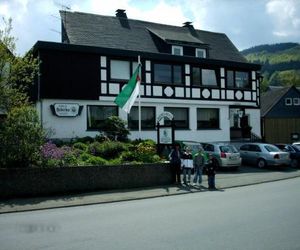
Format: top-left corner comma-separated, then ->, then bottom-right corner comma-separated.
159,127 -> 172,144
157,111 -> 174,123
50,103 -> 83,117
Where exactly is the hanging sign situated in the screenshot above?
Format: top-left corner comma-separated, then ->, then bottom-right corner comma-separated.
50,103 -> 83,117
157,111 -> 174,123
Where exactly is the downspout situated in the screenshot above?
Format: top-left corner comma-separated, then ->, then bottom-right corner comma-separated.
37,51 -> 43,129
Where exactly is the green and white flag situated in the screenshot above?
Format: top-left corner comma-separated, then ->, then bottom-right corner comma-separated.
114,64 -> 141,113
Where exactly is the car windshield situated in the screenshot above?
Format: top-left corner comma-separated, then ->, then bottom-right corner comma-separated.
264,145 -> 281,152
220,145 -> 238,153
293,146 -> 300,152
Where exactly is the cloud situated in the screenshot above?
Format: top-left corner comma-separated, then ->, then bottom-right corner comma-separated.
266,0 -> 300,37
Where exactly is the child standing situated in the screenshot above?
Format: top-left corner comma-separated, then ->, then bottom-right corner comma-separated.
207,154 -> 217,190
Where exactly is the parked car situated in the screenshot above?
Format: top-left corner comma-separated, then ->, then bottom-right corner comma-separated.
180,141 -> 204,157
202,143 -> 241,170
239,143 -> 290,168
292,142 -> 300,150
275,144 -> 300,168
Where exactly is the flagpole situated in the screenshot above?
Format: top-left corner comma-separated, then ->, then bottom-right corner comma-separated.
138,55 -> 141,139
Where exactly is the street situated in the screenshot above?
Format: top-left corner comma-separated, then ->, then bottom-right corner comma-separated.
1,177 -> 300,250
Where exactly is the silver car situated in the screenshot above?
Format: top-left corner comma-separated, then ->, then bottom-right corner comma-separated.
202,143 -> 241,170
239,143 -> 290,168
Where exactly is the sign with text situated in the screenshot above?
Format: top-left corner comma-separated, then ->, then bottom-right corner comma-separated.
159,127 -> 172,144
50,103 -> 83,117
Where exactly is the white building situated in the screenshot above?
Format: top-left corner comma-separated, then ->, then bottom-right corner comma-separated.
32,9 -> 262,142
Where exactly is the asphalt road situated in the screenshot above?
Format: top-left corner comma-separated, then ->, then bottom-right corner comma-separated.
1,177 -> 300,250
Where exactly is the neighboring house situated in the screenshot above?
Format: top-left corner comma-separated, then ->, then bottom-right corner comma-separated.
261,86 -> 300,143
32,9 -> 261,142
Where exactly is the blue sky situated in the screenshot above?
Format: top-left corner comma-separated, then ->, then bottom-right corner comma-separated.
1,0 -> 300,56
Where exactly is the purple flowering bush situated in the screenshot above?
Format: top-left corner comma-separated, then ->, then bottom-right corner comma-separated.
41,142 -> 75,167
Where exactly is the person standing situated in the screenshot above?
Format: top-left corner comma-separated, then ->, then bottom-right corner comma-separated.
181,147 -> 193,185
193,148 -> 205,186
207,154 -> 217,190
169,143 -> 182,184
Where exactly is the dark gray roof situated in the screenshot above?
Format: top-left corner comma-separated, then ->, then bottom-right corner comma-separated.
60,11 -> 247,63
261,87 -> 291,117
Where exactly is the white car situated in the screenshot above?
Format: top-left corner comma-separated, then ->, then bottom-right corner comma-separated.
240,143 -> 291,168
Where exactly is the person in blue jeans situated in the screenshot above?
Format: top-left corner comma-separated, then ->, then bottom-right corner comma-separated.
193,149 -> 205,186
181,147 -> 193,185
207,154 -> 217,190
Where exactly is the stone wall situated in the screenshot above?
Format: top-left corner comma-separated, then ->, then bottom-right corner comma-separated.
0,163 -> 172,199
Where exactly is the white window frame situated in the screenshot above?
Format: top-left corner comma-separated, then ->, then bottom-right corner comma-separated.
293,98 -> 300,106
285,98 -> 292,106
196,48 -> 207,58
172,46 -> 183,56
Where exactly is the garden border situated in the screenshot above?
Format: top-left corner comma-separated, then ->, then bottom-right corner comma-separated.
0,163 -> 172,199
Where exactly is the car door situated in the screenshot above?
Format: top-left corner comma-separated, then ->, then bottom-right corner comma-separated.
240,144 -> 251,164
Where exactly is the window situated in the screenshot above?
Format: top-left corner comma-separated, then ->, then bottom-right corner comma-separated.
197,108 -> 219,129
202,69 -> 217,86
293,98 -> 300,106
226,70 -> 234,88
191,67 -> 218,86
128,107 -> 156,130
236,71 -> 249,88
285,98 -> 292,106
110,60 -> 139,80
192,67 -> 201,85
196,48 -> 206,58
154,63 -> 182,84
110,60 -> 130,80
172,46 -> 183,56
164,107 -> 189,129
226,70 -> 250,89
87,106 -> 118,130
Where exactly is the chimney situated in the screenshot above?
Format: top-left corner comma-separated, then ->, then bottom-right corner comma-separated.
183,21 -> 193,28
116,9 -> 127,18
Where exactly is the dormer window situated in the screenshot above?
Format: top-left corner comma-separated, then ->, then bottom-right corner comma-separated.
172,46 -> 183,56
196,48 -> 206,58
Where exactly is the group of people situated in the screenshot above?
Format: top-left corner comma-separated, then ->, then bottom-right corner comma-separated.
169,143 -> 217,190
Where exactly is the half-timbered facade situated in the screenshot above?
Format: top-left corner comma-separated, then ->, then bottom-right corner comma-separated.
32,10 -> 261,142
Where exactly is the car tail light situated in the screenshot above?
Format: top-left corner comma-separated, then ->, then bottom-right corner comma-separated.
221,152 -> 227,158
274,154 -> 280,159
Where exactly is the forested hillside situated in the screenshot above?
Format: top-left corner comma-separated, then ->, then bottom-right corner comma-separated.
241,43 -> 300,92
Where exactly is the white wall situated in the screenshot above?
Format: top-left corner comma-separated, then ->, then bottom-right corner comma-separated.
245,108 -> 261,137
37,98 -> 259,142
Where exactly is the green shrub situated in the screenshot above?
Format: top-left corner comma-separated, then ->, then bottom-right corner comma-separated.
89,141 -> 128,159
120,151 -> 139,163
72,142 -> 88,152
85,156 -> 107,166
0,106 -> 45,167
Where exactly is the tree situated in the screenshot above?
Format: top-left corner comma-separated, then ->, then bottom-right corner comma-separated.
0,106 -> 45,167
0,18 -> 43,168
0,17 -> 39,113
101,116 -> 130,142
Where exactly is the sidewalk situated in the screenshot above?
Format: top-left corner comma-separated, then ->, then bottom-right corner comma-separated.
1,166 -> 300,214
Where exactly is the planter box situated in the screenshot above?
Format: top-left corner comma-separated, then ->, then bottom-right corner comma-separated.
0,163 -> 172,199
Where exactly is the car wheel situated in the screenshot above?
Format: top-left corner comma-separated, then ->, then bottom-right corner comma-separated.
257,159 -> 266,168
291,159 -> 298,168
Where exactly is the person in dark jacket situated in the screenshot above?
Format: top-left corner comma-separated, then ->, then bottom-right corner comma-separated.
207,154 -> 218,189
169,144 -> 182,184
